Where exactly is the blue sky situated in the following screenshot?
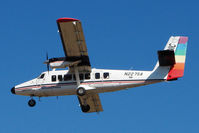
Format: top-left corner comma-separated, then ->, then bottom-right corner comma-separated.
1,0 -> 199,132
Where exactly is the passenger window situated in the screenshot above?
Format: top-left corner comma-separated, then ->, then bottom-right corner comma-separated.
58,75 -> 62,81
85,73 -> 90,80
104,72 -> 109,79
95,73 -> 100,79
52,75 -> 56,82
38,74 -> 45,79
64,74 -> 72,81
73,74 -> 76,80
79,74 -> 84,80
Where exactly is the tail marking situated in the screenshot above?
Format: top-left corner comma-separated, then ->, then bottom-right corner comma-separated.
167,37 -> 188,81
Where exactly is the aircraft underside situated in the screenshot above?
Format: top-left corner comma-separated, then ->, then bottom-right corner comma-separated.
15,79 -> 164,97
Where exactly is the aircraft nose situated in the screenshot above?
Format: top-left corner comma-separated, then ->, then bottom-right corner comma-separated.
11,87 -> 15,94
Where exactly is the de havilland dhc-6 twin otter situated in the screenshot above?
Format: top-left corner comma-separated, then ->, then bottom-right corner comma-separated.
11,18 -> 188,113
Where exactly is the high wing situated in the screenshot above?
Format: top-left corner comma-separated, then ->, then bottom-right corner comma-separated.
57,18 -> 91,72
78,93 -> 103,113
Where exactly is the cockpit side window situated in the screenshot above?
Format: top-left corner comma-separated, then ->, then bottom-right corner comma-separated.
38,74 -> 45,79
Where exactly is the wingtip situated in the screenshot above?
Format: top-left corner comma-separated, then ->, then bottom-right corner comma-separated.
57,18 -> 79,22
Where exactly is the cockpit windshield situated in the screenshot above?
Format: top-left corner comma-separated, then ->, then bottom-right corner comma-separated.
38,73 -> 45,79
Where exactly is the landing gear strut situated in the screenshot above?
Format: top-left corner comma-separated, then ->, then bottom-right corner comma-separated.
74,65 -> 90,112
28,99 -> 36,107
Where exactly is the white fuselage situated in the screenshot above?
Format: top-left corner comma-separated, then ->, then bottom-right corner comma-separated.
14,67 -> 169,97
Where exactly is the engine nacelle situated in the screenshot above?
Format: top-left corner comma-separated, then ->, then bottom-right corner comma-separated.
50,61 -> 72,68
44,57 -> 81,69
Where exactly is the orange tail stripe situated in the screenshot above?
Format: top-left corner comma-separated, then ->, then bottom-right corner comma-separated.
172,63 -> 185,70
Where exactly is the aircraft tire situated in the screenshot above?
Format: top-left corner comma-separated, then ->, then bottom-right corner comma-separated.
28,99 -> 36,107
81,104 -> 90,112
77,87 -> 86,96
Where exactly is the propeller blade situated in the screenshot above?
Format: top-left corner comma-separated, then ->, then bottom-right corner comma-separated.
47,63 -> 49,72
46,52 -> 48,60
46,52 -> 50,72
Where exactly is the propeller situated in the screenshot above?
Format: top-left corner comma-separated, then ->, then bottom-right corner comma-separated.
44,52 -> 50,72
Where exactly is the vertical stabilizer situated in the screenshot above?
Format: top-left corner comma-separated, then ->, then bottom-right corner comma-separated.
152,36 -> 188,81
167,36 -> 188,80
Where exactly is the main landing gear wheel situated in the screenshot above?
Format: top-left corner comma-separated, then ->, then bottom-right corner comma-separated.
81,104 -> 90,112
76,87 -> 86,96
28,99 -> 36,107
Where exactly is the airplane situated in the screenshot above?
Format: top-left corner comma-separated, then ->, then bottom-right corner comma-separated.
11,18 -> 188,113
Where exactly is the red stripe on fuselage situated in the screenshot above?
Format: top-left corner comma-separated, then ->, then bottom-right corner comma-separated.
15,84 -> 57,91
81,80 -> 145,85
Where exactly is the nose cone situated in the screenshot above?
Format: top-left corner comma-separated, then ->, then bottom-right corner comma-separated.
11,87 -> 15,94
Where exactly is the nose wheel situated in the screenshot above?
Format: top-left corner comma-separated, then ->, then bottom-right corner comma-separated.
28,99 -> 36,107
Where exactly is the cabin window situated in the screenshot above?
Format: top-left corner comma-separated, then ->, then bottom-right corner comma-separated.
58,75 -> 62,81
79,74 -> 84,80
85,73 -> 90,79
95,73 -> 100,79
73,74 -> 76,80
52,75 -> 56,82
72,74 -> 84,80
38,73 -> 45,79
64,74 -> 72,81
103,72 -> 109,79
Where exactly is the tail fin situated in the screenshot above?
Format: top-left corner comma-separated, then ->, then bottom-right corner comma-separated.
153,36 -> 188,81
166,36 -> 188,80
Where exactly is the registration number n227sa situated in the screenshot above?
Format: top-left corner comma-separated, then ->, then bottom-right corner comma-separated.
124,72 -> 143,78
